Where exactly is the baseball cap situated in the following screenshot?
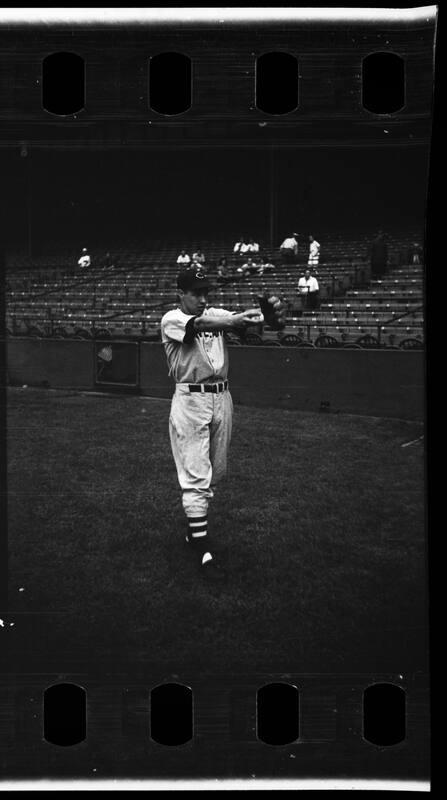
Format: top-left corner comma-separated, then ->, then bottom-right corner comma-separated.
177,267 -> 210,292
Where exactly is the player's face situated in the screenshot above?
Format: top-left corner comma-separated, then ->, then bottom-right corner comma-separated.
180,288 -> 209,316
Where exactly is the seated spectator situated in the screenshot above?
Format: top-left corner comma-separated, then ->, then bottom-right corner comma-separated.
246,237 -> 260,253
217,257 -> 231,282
298,268 -> 319,311
280,233 -> 299,262
233,236 -> 246,254
258,258 -> 275,274
78,247 -> 91,268
236,257 -> 263,277
308,235 -> 321,267
177,250 -> 190,265
192,248 -> 206,264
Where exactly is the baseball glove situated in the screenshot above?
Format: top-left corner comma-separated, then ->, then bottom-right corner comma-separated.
257,293 -> 287,330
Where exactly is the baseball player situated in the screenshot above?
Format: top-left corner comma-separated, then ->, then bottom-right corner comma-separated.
160,267 -> 267,575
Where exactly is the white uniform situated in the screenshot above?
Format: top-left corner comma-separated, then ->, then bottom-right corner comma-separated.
161,306 -> 234,518
308,240 -> 320,266
78,254 -> 90,268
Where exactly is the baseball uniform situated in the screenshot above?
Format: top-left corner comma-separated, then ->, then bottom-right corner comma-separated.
161,306 -> 234,522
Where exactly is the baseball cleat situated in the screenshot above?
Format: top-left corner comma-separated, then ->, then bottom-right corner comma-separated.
201,552 -> 226,583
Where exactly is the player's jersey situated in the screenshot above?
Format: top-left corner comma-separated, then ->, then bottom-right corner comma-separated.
161,306 -> 233,384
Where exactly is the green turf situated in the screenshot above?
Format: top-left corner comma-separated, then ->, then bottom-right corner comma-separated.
7,387 -> 426,672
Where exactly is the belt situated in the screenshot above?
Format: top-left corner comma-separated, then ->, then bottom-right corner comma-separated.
188,381 -> 228,393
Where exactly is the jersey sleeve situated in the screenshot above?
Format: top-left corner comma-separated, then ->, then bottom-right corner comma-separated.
206,307 -> 235,319
161,310 -> 196,343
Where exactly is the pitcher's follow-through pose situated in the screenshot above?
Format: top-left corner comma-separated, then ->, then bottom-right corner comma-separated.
161,267 -> 284,576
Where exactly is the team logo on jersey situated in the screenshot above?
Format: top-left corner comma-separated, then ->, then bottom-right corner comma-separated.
200,330 -> 222,341
196,270 -> 204,279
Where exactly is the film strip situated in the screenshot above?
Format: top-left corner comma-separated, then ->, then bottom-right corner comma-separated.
1,7 -> 434,788
0,672 -> 430,781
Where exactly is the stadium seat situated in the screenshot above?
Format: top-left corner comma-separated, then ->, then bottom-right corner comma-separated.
74,328 -> 92,339
278,334 -> 303,346
243,332 -> 264,346
53,326 -> 67,338
356,334 -> 380,348
27,325 -> 44,337
315,334 -> 339,348
224,333 -> 241,346
399,338 -> 424,350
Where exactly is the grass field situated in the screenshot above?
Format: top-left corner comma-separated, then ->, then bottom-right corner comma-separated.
7,387 -> 426,673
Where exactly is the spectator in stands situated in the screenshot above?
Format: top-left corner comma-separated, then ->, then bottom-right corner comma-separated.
217,257 -> 231,282
370,230 -> 388,278
78,247 -> 91,269
258,257 -> 275,275
280,233 -> 299,262
298,268 -> 319,311
408,241 -> 423,265
192,248 -> 206,264
237,257 -> 263,277
308,235 -> 321,267
233,236 -> 246,254
177,250 -> 191,265
246,237 -> 260,253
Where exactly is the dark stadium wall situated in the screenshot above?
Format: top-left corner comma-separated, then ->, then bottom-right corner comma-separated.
139,344 -> 423,420
228,347 -> 424,420
8,339 -> 423,420
7,339 -> 94,390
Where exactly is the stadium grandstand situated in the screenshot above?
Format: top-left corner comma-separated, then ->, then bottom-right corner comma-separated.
5,229 -> 423,349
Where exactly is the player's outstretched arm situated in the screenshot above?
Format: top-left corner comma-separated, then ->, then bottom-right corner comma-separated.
193,309 -> 263,333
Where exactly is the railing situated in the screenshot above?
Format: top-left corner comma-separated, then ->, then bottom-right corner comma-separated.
376,304 -> 423,346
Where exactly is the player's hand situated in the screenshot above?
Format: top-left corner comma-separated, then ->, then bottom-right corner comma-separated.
231,309 -> 264,328
242,308 -> 264,324
241,308 -> 265,326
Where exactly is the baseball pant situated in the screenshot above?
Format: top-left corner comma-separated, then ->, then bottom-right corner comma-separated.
169,385 -> 233,517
